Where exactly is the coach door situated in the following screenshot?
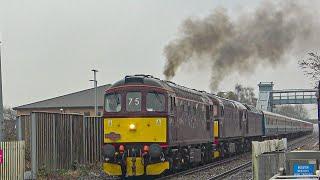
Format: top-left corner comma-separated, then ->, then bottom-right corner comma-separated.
244,110 -> 249,135
169,95 -> 178,141
240,110 -> 248,136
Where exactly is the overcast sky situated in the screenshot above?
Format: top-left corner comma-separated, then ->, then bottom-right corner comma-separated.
0,0 -> 318,116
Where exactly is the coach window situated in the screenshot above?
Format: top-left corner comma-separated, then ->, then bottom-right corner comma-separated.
105,93 -> 122,112
169,96 -> 173,111
126,92 -> 141,112
206,105 -> 210,120
213,105 -> 218,117
146,92 -> 165,112
193,104 -> 197,115
188,102 -> 191,115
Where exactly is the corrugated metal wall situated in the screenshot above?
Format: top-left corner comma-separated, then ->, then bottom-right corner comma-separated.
0,141 -> 25,180
18,112 -> 103,174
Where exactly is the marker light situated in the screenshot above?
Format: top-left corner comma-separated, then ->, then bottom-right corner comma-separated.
129,124 -> 136,130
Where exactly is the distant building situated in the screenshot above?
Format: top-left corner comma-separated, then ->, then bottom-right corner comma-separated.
13,84 -> 111,116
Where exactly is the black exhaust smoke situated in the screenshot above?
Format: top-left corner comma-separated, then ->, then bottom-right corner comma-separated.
163,1 -> 320,90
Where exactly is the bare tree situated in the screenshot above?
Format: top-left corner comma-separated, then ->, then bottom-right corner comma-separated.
274,105 -> 309,120
217,84 -> 257,106
299,52 -> 320,86
217,91 -> 238,101
3,107 -> 16,141
235,84 -> 257,106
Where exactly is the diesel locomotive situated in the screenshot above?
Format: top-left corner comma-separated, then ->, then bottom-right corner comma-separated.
102,75 -> 313,177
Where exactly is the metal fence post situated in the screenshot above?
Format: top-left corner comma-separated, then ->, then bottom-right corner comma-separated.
16,116 -> 22,141
83,116 -> 86,164
70,115 -> 73,167
53,114 -> 57,169
31,113 -> 37,179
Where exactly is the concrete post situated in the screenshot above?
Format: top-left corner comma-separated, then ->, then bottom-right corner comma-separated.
31,113 -> 37,179
90,69 -> 98,116
252,138 -> 287,180
16,116 -> 22,141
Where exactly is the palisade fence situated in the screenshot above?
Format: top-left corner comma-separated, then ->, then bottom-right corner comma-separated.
17,112 -> 104,178
0,141 -> 25,180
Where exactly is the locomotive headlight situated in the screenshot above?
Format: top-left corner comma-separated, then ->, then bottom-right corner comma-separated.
129,123 -> 136,131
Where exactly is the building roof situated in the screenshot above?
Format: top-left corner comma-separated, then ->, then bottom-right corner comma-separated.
14,84 -> 111,110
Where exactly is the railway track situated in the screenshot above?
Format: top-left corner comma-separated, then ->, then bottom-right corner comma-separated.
206,135 -> 316,180
207,161 -> 252,180
156,156 -> 243,180
157,134 -> 315,180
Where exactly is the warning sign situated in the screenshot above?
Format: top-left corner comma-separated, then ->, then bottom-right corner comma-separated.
293,164 -> 315,175
0,149 -> 3,164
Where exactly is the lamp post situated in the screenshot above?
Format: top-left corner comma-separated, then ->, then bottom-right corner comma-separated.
0,38 -> 4,141
90,69 -> 98,116
316,81 -> 320,150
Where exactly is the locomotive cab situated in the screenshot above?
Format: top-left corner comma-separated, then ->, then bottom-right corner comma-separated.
102,75 -> 170,177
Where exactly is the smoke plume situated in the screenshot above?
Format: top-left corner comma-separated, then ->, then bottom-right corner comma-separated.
163,1 -> 320,90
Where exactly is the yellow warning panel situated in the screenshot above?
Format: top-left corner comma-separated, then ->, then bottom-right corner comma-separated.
103,162 -> 122,176
104,117 -> 167,143
126,157 -> 144,176
146,161 -> 169,175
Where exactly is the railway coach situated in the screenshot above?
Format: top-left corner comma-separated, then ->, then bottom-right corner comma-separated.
262,111 -> 313,138
102,75 -> 313,178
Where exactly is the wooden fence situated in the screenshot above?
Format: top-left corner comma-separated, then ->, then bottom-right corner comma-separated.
83,116 -> 104,164
0,141 -> 25,180
18,112 -> 103,177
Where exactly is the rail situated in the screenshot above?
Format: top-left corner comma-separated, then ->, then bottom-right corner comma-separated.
207,161 -> 252,180
156,156 -> 243,180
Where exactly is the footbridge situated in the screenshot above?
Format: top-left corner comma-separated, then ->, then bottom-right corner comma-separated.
256,82 -> 318,112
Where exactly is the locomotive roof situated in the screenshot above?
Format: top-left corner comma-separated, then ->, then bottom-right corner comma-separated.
109,75 -> 312,125
110,75 -> 312,125
110,75 -> 169,89
111,75 -> 211,102
244,104 -> 262,114
111,75 -> 262,109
